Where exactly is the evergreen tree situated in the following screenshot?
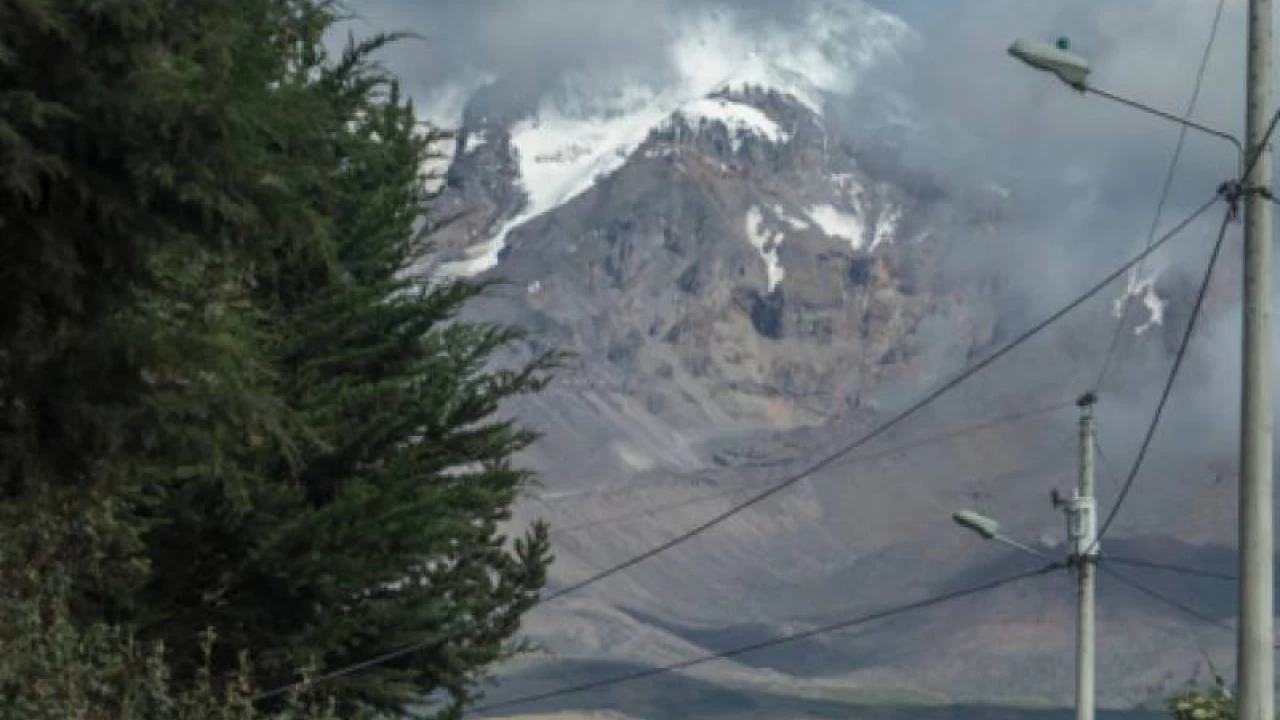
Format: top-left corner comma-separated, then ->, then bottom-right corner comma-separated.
0,0 -> 329,617
132,16 -> 557,719
0,0 -> 315,489
3,1 -> 557,717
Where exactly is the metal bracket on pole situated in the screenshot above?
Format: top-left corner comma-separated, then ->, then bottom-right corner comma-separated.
1068,493 -> 1098,562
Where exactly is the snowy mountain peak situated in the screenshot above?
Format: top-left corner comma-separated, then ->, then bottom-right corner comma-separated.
671,0 -> 911,114
431,0 -> 914,280
667,96 -> 790,152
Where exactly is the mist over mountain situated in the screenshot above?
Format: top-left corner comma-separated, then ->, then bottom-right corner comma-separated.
336,1 -> 1264,716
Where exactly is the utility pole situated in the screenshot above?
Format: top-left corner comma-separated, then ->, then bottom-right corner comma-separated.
1239,0 -> 1274,717
954,394 -> 1098,720
958,392 -> 1097,720
1072,392 -> 1097,720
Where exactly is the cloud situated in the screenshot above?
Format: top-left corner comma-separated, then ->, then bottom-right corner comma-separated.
859,0 -> 1246,289
337,0 -> 1256,325
842,3 -> 1261,477
339,0 -> 1251,221
338,0 -> 1268,494
333,0 -> 677,105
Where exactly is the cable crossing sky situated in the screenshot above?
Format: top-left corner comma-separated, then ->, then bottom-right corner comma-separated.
254,186 -> 1225,702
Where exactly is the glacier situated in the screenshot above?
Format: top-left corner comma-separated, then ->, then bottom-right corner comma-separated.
432,0 -> 914,280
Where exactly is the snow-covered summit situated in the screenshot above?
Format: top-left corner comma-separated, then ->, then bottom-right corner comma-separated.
431,0 -> 914,279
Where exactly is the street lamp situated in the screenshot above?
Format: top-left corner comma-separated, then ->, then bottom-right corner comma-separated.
953,505 -> 1096,720
952,510 -> 1048,559
951,393 -> 1098,720
1008,37 -> 1244,169
1008,38 -> 1091,89
1012,33 -> 1279,720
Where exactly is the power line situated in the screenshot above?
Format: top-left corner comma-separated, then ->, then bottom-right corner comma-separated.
1101,564 -> 1235,634
557,459 -> 1070,543
1105,565 -> 1280,653
255,466 -> 1071,704
1093,432 -> 1120,501
1093,204 -> 1232,548
534,392 -> 1074,511
1104,555 -> 1236,582
1095,0 -> 1226,391
548,399 -> 1074,537
497,98 -> 1273,708
1244,107 -> 1280,180
544,195 -> 1220,607
254,192 -> 1221,701
468,563 -> 1064,716
1094,91 -> 1279,632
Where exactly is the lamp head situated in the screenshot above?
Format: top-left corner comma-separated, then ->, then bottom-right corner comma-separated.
1009,38 -> 1091,89
953,510 -> 1000,540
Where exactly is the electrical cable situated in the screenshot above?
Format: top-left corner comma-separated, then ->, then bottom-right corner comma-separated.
557,459 -> 1069,542
1104,555 -> 1236,582
534,391 -> 1074,509
1101,563 -> 1236,634
537,395 -> 1070,507
1092,433 -> 1120,501
492,98 -> 1280,720
548,400 -> 1074,537
1104,565 -> 1280,649
1092,205 -> 1232,548
545,196 -> 1220,607
468,563 -> 1065,716
1094,0 -> 1226,391
1243,107 -> 1280,181
253,192 -> 1221,701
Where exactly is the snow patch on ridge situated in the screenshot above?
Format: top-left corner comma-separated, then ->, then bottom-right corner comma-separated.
872,205 -> 902,250
673,97 -> 788,151
746,207 -> 785,292
808,204 -> 865,249
435,234 -> 509,280
774,205 -> 810,230
416,71 -> 497,193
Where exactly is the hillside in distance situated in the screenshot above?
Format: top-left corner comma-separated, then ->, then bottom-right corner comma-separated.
400,0 -> 1250,716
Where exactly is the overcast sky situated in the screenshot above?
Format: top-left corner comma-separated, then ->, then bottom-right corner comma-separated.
337,0 -> 1270,474
338,0 -> 1249,263
337,0 -> 1259,317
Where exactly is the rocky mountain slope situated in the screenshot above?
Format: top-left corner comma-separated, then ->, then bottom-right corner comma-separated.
410,1 -> 1244,715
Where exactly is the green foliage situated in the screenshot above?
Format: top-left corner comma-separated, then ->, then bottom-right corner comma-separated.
1166,688 -> 1235,720
2,0 -> 556,717
0,0 -> 311,472
1165,686 -> 1280,720
0,587 -> 342,720
0,498 -> 340,720
141,32 -> 556,716
0,0 -> 312,612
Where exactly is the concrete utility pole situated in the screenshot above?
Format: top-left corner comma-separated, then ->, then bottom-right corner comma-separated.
1006,18 -> 1276,715
1073,393 -> 1097,720
952,392 -> 1097,720
1238,0 -> 1274,718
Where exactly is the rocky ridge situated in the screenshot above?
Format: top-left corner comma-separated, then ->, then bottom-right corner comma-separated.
413,12 -> 1236,713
